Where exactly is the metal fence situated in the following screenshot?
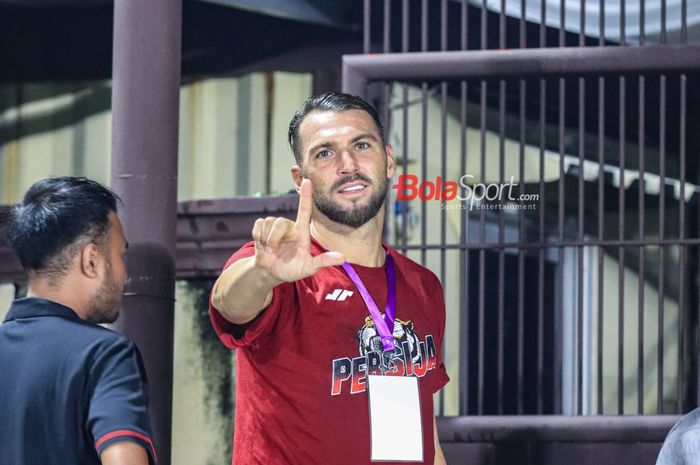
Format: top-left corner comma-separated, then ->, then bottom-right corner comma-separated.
348,0 -> 700,416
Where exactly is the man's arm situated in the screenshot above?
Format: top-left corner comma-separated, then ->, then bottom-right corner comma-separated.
433,416 -> 447,465
211,256 -> 280,324
100,442 -> 149,465
211,179 -> 344,324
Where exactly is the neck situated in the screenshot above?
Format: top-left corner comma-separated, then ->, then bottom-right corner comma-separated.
26,277 -> 88,319
311,207 -> 386,267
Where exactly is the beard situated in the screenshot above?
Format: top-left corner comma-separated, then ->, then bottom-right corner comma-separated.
86,259 -> 123,324
312,172 -> 387,228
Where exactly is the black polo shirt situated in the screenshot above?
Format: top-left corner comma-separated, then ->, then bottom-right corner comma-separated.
0,297 -> 157,465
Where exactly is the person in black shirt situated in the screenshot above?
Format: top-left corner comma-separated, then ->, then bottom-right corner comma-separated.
0,177 -> 156,465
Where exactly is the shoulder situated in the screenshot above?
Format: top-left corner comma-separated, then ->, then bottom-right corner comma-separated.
59,318 -> 139,358
669,408 -> 700,438
22,317 -> 142,378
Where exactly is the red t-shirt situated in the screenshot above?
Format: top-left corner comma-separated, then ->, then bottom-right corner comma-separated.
210,239 -> 449,465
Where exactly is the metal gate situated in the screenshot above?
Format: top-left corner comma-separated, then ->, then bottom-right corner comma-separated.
343,0 -> 700,421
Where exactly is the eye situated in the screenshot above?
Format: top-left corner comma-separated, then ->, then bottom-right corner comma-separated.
316,150 -> 332,159
355,141 -> 369,150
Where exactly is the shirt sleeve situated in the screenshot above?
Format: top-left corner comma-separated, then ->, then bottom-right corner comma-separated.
87,338 -> 157,464
209,241 -> 294,349
426,271 -> 450,394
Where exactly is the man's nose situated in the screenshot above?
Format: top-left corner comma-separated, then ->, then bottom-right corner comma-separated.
338,149 -> 359,174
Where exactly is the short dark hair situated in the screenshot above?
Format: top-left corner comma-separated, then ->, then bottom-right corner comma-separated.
6,177 -> 120,280
288,92 -> 385,165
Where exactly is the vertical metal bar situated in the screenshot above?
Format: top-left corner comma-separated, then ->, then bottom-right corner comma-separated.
381,0 -> 392,148
459,91 -> 469,414
658,74 -> 666,413
111,1 -> 182,461
420,82 -> 427,265
576,0 -> 586,416
538,77 -> 546,414
517,0 -> 527,415
576,95 -> 586,415
637,0 -> 646,416
498,77 -> 506,414
540,0 -> 547,48
681,0 -> 688,44
478,78 -> 487,414
458,0 -> 469,417
556,79 -> 565,414
364,0 -> 371,54
420,0 -> 428,266
442,0 -> 448,51
616,30 -> 626,414
463,0 -> 469,51
692,115 -> 700,404
422,0 -> 428,53
520,0 -> 527,49
264,73 -> 274,195
618,76 -> 626,415
559,0 -> 566,47
517,79 -> 525,413
580,0 -> 586,47
438,0 -> 448,418
661,0 -> 667,44
383,0 -> 391,53
598,0 -> 604,45
481,0 -> 488,50
403,0 -> 409,52
537,0 -> 547,414
496,0 -> 506,415
620,0 -> 626,45
678,74 -> 687,412
556,0 -> 567,417
499,0 -> 506,48
696,90 -> 700,410
400,0 -> 409,254
596,0 -> 605,415
597,74 -> 605,415
639,0 -> 645,46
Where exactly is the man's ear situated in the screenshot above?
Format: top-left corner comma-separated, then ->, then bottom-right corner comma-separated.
385,144 -> 396,179
80,243 -> 101,279
291,165 -> 304,193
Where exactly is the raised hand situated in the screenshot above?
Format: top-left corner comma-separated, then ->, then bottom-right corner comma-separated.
252,179 -> 345,283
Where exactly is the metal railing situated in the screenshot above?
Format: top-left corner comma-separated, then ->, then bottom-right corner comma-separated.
351,0 -> 699,416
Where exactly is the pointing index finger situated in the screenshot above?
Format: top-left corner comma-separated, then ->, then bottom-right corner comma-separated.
295,178 -> 313,228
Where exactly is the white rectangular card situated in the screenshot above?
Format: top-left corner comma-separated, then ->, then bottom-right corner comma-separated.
367,375 -> 423,462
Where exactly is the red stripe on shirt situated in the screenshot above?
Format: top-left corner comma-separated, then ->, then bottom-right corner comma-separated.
95,429 -> 157,462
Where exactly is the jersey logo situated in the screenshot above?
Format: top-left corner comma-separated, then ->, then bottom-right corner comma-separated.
325,289 -> 354,301
358,316 -> 421,365
330,314 -> 439,396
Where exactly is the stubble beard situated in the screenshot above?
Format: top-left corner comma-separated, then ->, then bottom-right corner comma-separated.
311,172 -> 387,229
86,258 -> 123,325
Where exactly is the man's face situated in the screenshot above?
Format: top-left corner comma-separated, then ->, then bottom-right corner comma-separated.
86,213 -> 128,324
293,109 -> 395,228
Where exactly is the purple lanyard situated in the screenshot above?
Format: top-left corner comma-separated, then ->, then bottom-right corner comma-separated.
341,251 -> 397,352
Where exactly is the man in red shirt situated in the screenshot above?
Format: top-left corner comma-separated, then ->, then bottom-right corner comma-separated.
210,93 -> 449,465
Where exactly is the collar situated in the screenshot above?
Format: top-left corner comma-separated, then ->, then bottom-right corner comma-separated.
308,236 -> 395,270
3,297 -> 82,323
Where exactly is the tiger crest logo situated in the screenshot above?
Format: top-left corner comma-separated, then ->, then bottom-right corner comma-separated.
330,314 -> 438,396
357,315 -> 421,365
